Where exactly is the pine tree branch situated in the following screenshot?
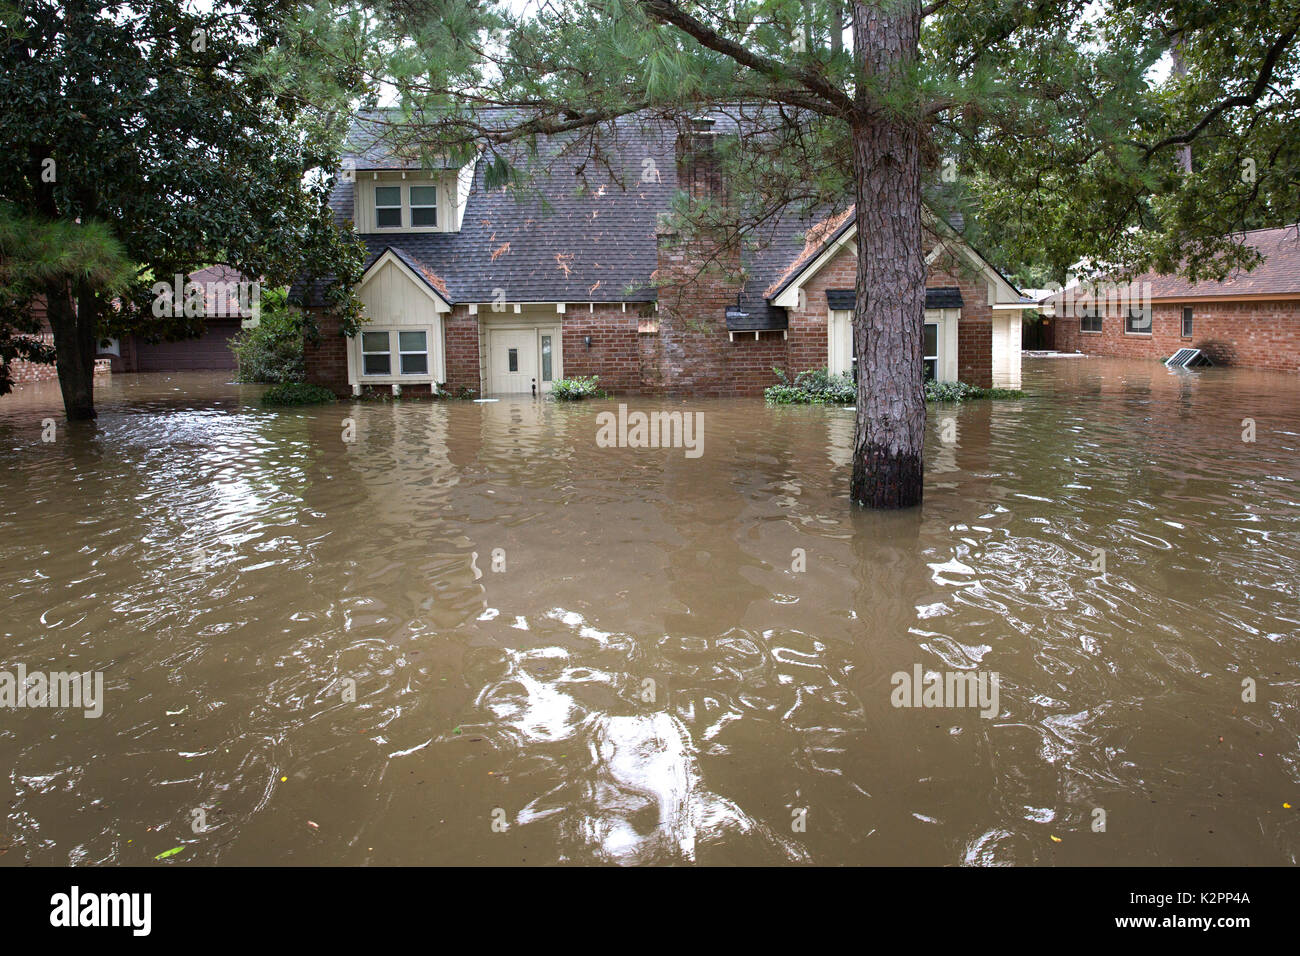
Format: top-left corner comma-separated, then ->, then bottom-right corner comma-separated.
637,0 -> 858,119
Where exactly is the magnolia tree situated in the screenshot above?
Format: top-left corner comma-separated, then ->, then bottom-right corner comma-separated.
0,0 -> 371,419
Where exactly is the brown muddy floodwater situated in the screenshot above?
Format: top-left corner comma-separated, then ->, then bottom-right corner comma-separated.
0,358 -> 1298,866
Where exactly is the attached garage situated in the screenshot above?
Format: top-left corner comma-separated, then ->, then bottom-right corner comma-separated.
130,318 -> 241,372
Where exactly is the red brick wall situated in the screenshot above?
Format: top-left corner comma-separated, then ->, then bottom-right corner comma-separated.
5,330 -> 58,385
561,306 -> 648,392
1053,299 -> 1300,372
303,308 -> 351,396
652,229 -> 791,396
443,307 -> 480,394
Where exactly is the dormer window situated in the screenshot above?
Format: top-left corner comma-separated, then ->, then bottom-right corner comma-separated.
375,186 -> 403,228
356,173 -> 457,233
409,185 -> 438,227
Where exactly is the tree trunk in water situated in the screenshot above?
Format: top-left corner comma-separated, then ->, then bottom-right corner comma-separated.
45,280 -> 97,421
849,1 -> 925,509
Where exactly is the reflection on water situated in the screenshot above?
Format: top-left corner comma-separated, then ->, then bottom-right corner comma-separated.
0,360 -> 1298,865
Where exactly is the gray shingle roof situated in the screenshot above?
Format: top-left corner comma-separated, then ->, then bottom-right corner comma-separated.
302,115 -> 680,306
299,110 -> 1010,315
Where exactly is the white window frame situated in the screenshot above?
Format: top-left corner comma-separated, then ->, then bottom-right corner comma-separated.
361,330 -> 393,376
923,321 -> 939,381
374,185 -> 403,229
1182,307 -> 1193,338
398,330 -> 430,375
408,185 -> 438,228
1080,308 -> 1103,334
359,329 -> 439,379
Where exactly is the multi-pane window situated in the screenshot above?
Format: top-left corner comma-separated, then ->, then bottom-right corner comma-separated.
1080,308 -> 1103,333
398,331 -> 428,374
923,323 -> 938,381
1125,306 -> 1152,334
409,185 -> 438,227
361,331 -> 392,374
1182,307 -> 1193,337
361,330 -> 431,376
374,186 -> 402,228
508,347 -> 519,372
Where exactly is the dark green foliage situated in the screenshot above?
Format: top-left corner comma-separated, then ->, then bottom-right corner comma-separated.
924,381 -> 1024,402
260,382 -> 337,406
0,0 -> 370,415
766,370 -> 1024,404
550,375 -> 604,400
0,203 -> 132,395
228,288 -> 304,384
765,367 -> 856,405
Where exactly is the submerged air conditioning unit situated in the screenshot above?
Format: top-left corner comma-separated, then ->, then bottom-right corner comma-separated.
1165,348 -> 1213,368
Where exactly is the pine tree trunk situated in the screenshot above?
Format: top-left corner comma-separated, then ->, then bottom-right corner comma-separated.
849,1 -> 925,509
45,280 -> 96,421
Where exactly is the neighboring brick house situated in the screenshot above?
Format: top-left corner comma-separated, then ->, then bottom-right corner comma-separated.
101,265 -> 256,373
2,266 -> 255,390
1047,226 -> 1300,372
2,298 -> 110,387
297,111 -> 1033,398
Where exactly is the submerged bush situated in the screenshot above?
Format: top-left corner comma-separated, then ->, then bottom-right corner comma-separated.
228,288 -> 304,384
766,368 -> 1024,404
260,382 -> 336,406
924,380 -> 1024,402
764,367 -> 856,404
551,375 -> 604,400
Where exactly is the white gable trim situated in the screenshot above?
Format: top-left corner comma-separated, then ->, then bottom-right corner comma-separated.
771,222 -> 1024,310
360,250 -> 452,313
771,227 -> 856,309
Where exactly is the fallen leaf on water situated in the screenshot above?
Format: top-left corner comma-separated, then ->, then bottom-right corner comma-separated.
1284,803 -> 1292,809
1049,835 -> 1062,843
154,846 -> 184,861
307,821 -> 319,829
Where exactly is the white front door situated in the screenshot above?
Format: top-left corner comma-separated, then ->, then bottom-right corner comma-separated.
489,329 -> 537,394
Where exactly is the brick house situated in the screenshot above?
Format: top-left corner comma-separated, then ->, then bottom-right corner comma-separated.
1047,225 -> 1300,372
298,112 -> 1033,398
2,265 -> 254,389
100,265 -> 256,373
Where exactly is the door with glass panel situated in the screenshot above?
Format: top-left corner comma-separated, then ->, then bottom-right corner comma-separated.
488,329 -> 537,394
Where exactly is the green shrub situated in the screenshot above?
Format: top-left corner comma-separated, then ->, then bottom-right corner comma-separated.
764,367 -> 856,404
766,369 -> 1024,405
551,375 -> 604,400
924,380 -> 1024,402
260,382 -> 336,406
229,288 -> 304,384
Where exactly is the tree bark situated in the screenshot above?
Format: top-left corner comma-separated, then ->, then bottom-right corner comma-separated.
849,1 -> 925,508
45,280 -> 97,421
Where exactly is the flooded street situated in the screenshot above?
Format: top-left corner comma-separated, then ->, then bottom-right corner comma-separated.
1,357 -> 1298,866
